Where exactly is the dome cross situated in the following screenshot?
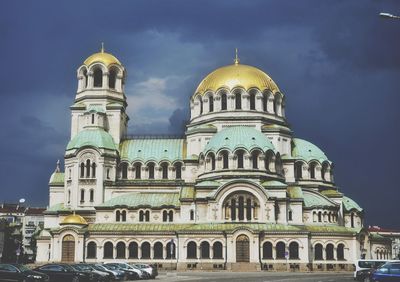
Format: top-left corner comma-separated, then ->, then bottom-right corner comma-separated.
234,48 -> 240,64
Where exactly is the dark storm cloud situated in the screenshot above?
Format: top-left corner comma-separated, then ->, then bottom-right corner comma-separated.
0,0 -> 399,227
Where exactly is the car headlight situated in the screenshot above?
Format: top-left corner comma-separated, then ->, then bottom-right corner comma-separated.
27,275 -> 43,279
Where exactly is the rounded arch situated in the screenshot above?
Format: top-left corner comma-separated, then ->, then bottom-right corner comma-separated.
86,241 -> 97,259
186,241 -> 197,259
153,241 -> 164,259
262,241 -> 273,259
314,243 -> 323,260
128,241 -> 139,258
103,241 -> 114,259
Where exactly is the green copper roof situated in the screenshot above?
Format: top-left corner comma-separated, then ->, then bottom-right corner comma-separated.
46,203 -> 70,212
287,186 -> 304,199
88,223 -> 358,235
195,180 -> 221,187
204,126 -> 275,154
180,187 -> 195,200
119,139 -> 184,162
261,180 -> 287,188
321,189 -> 343,197
187,124 -> 217,134
49,172 -> 64,185
303,190 -> 336,208
67,129 -> 117,151
98,192 -> 180,208
85,104 -> 106,113
292,138 -> 330,163
343,196 -> 363,212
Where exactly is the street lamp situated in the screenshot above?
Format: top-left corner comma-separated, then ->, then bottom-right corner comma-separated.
379,12 -> 400,19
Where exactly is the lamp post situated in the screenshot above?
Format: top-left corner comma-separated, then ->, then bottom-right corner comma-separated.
379,12 -> 400,19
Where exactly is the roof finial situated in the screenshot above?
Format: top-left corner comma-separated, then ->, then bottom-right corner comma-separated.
101,42 -> 105,53
55,159 -> 60,173
234,48 -> 240,64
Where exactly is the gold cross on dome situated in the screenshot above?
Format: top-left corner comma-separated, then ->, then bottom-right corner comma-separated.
234,48 -> 240,64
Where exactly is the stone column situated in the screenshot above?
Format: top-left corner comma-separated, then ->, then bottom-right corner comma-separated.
255,95 -> 263,111
102,72 -> 109,89
242,93 -> 250,110
138,246 -> 142,259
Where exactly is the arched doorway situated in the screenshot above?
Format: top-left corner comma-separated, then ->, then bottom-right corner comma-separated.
61,234 -> 75,263
236,234 -> 250,262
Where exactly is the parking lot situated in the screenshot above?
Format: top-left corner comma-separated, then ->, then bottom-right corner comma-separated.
155,271 -> 354,282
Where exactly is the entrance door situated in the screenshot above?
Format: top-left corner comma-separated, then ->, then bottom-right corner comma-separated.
236,234 -> 250,262
61,235 -> 75,263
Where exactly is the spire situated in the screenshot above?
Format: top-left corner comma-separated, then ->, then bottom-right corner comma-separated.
234,48 -> 240,64
101,42 -> 105,53
55,159 -> 60,173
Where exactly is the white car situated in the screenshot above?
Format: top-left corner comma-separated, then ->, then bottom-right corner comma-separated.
131,263 -> 158,279
105,262 -> 147,279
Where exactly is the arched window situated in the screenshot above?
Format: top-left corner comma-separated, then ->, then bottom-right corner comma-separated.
221,93 -> 227,110
190,210 -> 194,221
121,163 -> 128,179
314,244 -> 323,260
288,210 -> 293,221
168,210 -> 173,222
210,154 -> 216,171
250,92 -> 256,110
103,242 -> 113,259
87,242 -> 97,258
199,97 -> 203,115
351,213 -> 355,228
318,211 -> 322,222
187,241 -> 197,259
145,210 -> 150,222
236,150 -> 244,169
252,151 -> 259,169
264,152 -> 273,172
153,242 -> 163,259
80,189 -> 85,202
246,198 -> 252,220
80,163 -> 85,178
262,242 -> 273,259
86,159 -> 91,178
235,92 -> 241,109
121,210 -> 126,222
91,114 -> 95,124
230,199 -> 236,220
321,163 -> 329,181
262,93 -> 268,112
289,242 -> 299,259
148,163 -> 155,179
109,68 -> 117,89
213,242 -> 223,259
163,210 -> 168,222
116,242 -> 126,259
93,68 -> 103,88
209,95 -> 214,112
200,241 -> 210,259
309,162 -> 316,179
222,151 -> 229,169
67,190 -> 71,204
139,210 -> 144,222
83,69 -> 88,89
337,243 -> 345,260
166,241 -> 176,259
134,163 -> 141,179
175,163 -> 182,179
295,162 -> 303,179
116,210 -> 121,222
91,162 -> 96,178
326,243 -> 334,260
276,242 -> 285,259
141,242 -> 150,259
89,189 -> 94,202
313,211 -> 317,222
106,168 -> 110,179
128,242 -> 138,258
238,196 -> 244,220
161,162 -> 168,179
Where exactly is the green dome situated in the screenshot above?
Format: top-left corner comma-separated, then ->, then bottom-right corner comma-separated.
343,196 -> 363,212
204,126 -> 275,154
67,129 -> 117,151
292,138 -> 330,163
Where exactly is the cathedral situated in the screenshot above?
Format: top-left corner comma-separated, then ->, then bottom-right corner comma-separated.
36,47 -> 391,271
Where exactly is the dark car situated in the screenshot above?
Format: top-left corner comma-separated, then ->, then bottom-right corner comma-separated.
71,264 -> 110,282
0,264 -> 49,282
33,263 -> 89,282
371,261 -> 400,281
103,264 -> 139,280
91,264 -> 125,281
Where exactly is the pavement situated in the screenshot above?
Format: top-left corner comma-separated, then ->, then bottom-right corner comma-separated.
152,271 -> 354,282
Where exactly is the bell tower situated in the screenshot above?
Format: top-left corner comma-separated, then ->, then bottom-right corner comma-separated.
70,44 -> 129,145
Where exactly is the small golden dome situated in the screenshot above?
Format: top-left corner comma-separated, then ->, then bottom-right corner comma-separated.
84,43 -> 121,67
195,62 -> 280,96
60,212 -> 88,226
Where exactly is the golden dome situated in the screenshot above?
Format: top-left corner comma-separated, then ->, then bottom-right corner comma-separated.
60,212 -> 88,226
84,44 -> 121,67
195,62 -> 280,95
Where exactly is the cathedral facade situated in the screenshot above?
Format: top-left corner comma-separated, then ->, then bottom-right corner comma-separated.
36,48 -> 390,271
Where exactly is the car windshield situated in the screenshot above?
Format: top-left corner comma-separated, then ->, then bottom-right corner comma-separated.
74,265 -> 91,271
63,264 -> 75,272
92,265 -> 104,271
359,261 -> 379,268
104,265 -> 117,270
16,265 -> 30,272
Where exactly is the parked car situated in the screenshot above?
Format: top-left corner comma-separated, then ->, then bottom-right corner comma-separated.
131,264 -> 158,279
91,264 -> 126,281
371,261 -> 400,281
104,263 -> 145,280
0,264 -> 49,282
102,264 -> 138,280
72,264 -> 111,281
33,263 -> 90,282
354,260 -> 390,281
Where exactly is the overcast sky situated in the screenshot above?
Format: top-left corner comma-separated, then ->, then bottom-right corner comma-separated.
0,0 -> 399,228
